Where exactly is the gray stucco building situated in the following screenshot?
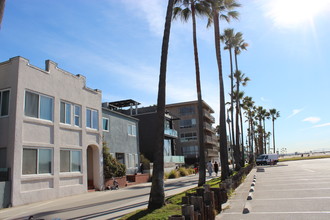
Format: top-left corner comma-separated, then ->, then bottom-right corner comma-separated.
102,103 -> 140,175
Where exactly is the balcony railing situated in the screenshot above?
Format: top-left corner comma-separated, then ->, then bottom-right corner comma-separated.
203,111 -> 215,123
164,128 -> 178,138
164,156 -> 185,163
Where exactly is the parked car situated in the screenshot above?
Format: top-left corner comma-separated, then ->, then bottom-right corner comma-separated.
256,154 -> 279,165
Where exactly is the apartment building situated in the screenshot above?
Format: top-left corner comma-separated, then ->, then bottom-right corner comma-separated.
0,57 -> 103,207
102,102 -> 140,175
166,100 -> 219,164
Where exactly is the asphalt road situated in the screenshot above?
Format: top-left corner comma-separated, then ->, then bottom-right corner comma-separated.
218,158 -> 330,220
0,174 -> 216,220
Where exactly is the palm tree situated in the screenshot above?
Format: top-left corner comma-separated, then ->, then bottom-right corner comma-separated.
148,0 -> 174,210
263,110 -> 270,154
232,31 -> 248,166
0,0 -> 6,28
242,96 -> 255,159
207,0 -> 240,180
269,108 -> 280,154
233,71 -> 249,166
173,0 -> 210,186
255,106 -> 267,155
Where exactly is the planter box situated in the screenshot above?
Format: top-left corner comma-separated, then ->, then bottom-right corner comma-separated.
105,176 -> 127,189
126,173 -> 150,184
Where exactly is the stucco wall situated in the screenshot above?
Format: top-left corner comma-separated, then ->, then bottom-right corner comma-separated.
0,57 -> 103,206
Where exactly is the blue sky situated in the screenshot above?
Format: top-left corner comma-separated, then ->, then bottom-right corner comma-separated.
1,0 -> 330,153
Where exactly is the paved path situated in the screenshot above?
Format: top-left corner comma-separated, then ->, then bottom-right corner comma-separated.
0,174 -> 216,220
217,158 -> 330,220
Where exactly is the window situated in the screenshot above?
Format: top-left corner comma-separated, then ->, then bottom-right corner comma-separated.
116,153 -> 125,164
180,132 -> 197,142
182,146 -> 198,157
179,119 -> 196,128
22,148 -> 52,174
127,124 -> 136,136
0,89 -> 10,117
60,101 -> 71,124
164,139 -> 172,156
60,149 -> 81,172
74,105 -> 81,126
25,91 -> 53,121
179,106 -> 195,116
0,148 -> 6,168
103,117 -> 109,131
86,108 -> 98,129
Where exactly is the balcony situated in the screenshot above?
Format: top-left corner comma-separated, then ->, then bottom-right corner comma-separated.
164,128 -> 178,138
205,135 -> 218,145
164,156 -> 185,163
203,111 -> 215,123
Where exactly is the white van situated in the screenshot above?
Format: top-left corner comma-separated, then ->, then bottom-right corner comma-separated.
256,154 -> 279,165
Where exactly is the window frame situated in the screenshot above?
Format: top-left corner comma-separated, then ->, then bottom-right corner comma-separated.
60,101 -> 72,125
127,124 -> 136,136
0,89 -> 10,117
102,117 -> 109,132
86,108 -> 98,130
22,147 -> 53,175
60,149 -> 82,173
24,90 -> 54,121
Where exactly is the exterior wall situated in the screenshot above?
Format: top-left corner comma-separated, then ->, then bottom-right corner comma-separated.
166,101 -> 219,164
0,57 -> 103,206
102,108 -> 140,174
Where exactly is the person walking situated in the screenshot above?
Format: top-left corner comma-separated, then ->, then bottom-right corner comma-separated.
207,161 -> 213,177
214,161 -> 219,176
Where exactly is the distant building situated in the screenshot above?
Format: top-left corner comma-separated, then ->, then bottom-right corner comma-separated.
102,102 -> 140,175
0,57 -> 103,207
107,101 -> 184,166
166,100 -> 219,164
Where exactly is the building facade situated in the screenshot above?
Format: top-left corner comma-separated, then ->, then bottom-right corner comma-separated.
102,104 -> 140,175
166,101 -> 219,164
0,57 -> 103,206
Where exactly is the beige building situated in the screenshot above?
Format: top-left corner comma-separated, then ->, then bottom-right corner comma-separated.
0,57 -> 103,207
166,101 -> 219,164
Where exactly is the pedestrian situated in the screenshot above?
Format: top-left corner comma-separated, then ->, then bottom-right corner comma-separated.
140,163 -> 144,174
214,161 -> 219,176
207,161 -> 213,176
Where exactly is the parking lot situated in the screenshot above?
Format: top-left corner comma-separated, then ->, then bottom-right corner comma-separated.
217,158 -> 330,220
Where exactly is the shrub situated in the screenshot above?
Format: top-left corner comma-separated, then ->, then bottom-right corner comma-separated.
103,143 -> 126,178
178,167 -> 189,176
168,170 -> 179,179
140,154 -> 151,170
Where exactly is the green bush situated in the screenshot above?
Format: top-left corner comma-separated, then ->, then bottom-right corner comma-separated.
178,167 -> 189,176
140,154 -> 151,170
103,143 -> 126,178
168,170 -> 179,179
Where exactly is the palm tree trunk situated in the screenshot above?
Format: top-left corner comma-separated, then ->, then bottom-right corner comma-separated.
0,0 -> 6,28
212,9 -> 229,180
229,48 -> 235,149
148,0 -> 174,210
239,106 -> 245,164
190,2 -> 206,187
272,119 -> 276,153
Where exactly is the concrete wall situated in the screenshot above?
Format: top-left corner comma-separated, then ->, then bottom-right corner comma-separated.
0,57 -> 103,206
102,108 -> 139,174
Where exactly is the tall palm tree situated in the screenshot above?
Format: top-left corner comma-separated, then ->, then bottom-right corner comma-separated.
233,70 -> 249,166
207,0 -> 240,180
255,106 -> 267,155
232,32 -> 248,166
0,0 -> 6,28
220,28 -> 235,150
173,0 -> 210,186
269,108 -> 280,154
148,0 -> 174,210
242,96 -> 255,158
263,110 -> 270,154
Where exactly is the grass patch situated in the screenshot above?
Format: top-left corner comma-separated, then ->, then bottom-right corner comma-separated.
121,204 -> 181,220
279,154 -> 330,162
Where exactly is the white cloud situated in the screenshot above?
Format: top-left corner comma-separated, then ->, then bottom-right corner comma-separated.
120,0 -> 166,36
287,108 -> 303,119
313,123 -> 330,128
303,117 -> 321,124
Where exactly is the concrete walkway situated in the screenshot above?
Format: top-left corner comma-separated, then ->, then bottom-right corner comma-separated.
217,158 -> 330,220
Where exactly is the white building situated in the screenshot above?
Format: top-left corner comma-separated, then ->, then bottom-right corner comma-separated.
0,56 -> 103,206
